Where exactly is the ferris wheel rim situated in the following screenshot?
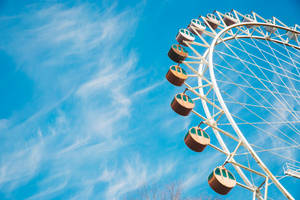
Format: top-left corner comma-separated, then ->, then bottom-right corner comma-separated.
200,21 -> 298,200
166,10 -> 299,199
198,49 -> 258,194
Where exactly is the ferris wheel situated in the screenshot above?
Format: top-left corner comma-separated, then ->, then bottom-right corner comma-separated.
165,10 -> 300,200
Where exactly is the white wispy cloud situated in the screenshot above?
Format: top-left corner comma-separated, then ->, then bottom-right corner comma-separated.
132,80 -> 166,97
0,142 -> 43,192
0,2 -> 152,199
180,152 -> 221,191
0,1 -> 298,200
101,155 -> 175,200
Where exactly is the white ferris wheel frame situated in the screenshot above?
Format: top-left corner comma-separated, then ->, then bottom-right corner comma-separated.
178,10 -> 300,200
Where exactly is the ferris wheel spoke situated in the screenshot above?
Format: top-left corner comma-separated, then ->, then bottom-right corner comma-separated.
221,88 -> 300,146
229,111 -> 300,148
218,121 -> 300,126
245,147 -> 300,166
236,40 -> 300,123
221,79 -> 300,139
240,38 -> 300,116
213,66 -> 300,138
218,88 -> 300,147
249,38 -> 300,105
281,43 -> 300,89
219,39 -> 300,124
254,37 -> 300,66
215,49 -> 300,84
224,40 -> 300,80
214,60 -> 300,95
250,143 -> 300,164
238,145 -> 300,156
223,100 -> 300,113
246,154 -> 255,186
218,80 -> 300,100
213,65 -> 300,138
238,39 -> 300,79
213,53 -> 300,121
264,39 -> 300,93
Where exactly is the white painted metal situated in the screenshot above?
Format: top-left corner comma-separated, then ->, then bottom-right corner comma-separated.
206,21 -> 296,200
284,169 -> 300,179
198,50 -> 256,192
168,11 -> 299,199
284,163 -> 300,179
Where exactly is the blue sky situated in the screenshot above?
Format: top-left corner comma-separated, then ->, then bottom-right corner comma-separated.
0,0 -> 299,199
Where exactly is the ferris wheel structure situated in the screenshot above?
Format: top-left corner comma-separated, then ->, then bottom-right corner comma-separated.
165,10 -> 300,200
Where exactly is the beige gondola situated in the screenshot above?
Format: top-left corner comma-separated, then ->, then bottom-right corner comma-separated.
188,19 -> 206,35
205,13 -> 220,30
243,14 -> 255,28
223,12 -> 237,26
184,127 -> 210,152
168,44 -> 188,63
208,166 -> 236,195
263,19 -> 277,33
287,26 -> 299,41
176,29 -> 195,46
171,93 -> 194,116
166,65 -> 188,86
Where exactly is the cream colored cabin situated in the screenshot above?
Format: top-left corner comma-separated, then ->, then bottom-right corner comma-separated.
171,93 -> 194,116
208,166 -> 236,195
188,19 -> 206,35
184,127 -> 210,152
287,26 -> 299,41
243,14 -> 255,28
168,44 -> 188,63
264,19 -> 277,33
205,13 -> 220,30
223,12 -> 237,26
176,29 -> 195,46
166,65 -> 187,86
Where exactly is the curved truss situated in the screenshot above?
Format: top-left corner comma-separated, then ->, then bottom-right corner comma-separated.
170,10 -> 299,200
